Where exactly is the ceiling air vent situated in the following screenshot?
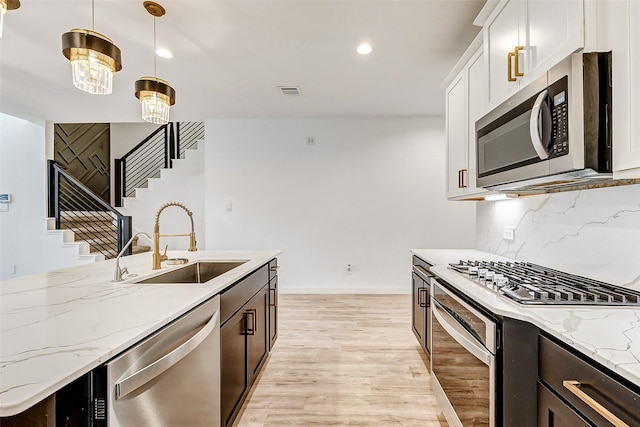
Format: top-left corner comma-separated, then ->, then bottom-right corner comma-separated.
278,86 -> 301,96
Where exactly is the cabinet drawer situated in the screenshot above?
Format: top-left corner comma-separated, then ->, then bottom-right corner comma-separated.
221,265 -> 269,325
537,381 -> 590,427
412,256 -> 433,280
538,334 -> 640,426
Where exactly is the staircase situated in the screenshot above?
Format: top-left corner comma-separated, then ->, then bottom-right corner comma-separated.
44,218 -> 105,263
117,140 -> 206,249
59,211 -> 150,258
45,122 -> 204,265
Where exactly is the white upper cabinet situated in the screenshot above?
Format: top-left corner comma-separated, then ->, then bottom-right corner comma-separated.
485,0 -> 525,107
466,47 -> 489,198
446,73 -> 468,199
445,36 -> 489,200
610,0 -> 640,178
484,0 -> 584,109
525,0 -> 583,84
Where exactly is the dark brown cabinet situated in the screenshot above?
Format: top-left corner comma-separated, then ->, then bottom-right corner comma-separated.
247,285 -> 269,380
220,260 -> 275,427
538,333 -> 640,427
268,259 -> 278,350
537,381 -> 590,427
221,306 -> 249,427
268,275 -> 278,349
411,256 -> 432,357
411,272 -> 427,349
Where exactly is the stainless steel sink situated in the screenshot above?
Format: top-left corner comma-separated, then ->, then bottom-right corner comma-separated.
135,261 -> 246,284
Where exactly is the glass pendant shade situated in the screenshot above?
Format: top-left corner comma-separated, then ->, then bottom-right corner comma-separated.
135,78 -> 175,125
62,29 -> 122,95
0,0 -> 20,38
0,2 -> 6,38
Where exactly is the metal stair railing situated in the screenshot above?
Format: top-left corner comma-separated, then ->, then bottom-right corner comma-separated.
176,121 -> 205,159
114,123 -> 174,207
114,122 -> 204,207
47,160 -> 132,259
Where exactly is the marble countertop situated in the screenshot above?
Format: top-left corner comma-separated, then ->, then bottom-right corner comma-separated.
0,250 -> 279,417
412,249 -> 640,389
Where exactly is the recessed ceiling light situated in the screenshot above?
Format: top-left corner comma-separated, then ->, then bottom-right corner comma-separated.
156,48 -> 173,59
357,44 -> 372,55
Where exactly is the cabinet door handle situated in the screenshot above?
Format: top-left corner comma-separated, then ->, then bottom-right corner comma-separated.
458,169 -> 464,188
508,51 -> 516,82
562,380 -> 630,427
460,169 -> 467,188
245,309 -> 257,335
270,265 -> 280,272
514,46 -> 524,77
419,288 -> 428,308
269,288 -> 277,307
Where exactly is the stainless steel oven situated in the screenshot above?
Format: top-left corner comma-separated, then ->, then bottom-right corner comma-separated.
431,279 -> 497,427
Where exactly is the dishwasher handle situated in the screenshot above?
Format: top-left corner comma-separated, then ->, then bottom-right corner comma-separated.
115,310 -> 220,400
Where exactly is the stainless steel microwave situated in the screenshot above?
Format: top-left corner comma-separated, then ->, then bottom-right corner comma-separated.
475,52 -> 612,191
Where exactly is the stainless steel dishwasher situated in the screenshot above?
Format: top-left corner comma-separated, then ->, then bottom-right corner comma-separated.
106,295 -> 220,427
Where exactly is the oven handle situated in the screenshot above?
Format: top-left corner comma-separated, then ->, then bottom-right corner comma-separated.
432,301 -> 493,366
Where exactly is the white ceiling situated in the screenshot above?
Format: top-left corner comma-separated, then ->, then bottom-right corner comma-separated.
0,0 -> 485,123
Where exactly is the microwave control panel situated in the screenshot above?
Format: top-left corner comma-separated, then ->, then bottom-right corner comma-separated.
549,76 -> 569,158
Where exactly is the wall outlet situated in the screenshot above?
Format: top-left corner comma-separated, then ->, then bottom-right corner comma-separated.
306,136 -> 316,145
346,263 -> 353,274
503,227 -> 515,241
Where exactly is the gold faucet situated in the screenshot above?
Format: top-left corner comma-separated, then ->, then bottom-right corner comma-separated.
153,202 -> 197,269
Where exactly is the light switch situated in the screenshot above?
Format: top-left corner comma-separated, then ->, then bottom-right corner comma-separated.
226,203 -> 233,212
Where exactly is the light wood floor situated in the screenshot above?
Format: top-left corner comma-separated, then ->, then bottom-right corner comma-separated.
233,294 -> 447,427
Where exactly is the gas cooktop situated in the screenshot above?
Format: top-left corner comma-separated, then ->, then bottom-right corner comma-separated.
448,260 -> 640,306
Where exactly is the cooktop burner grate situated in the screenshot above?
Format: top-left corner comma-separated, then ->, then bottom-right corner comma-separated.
448,260 -> 640,305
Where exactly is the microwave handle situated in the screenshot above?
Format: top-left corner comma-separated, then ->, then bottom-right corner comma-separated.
529,89 -> 550,160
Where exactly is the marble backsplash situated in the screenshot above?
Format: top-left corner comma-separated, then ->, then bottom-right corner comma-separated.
476,183 -> 640,290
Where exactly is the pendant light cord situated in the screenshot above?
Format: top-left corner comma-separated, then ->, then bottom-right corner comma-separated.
91,0 -> 95,30
153,15 -> 158,82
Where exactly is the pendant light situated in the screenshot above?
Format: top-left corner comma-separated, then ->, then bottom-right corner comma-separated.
61,0 -> 122,95
0,0 -> 20,38
134,1 -> 175,125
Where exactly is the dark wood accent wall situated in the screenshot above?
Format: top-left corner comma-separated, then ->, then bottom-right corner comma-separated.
54,123 -> 110,204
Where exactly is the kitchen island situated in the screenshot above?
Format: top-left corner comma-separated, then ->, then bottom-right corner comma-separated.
0,250 -> 279,418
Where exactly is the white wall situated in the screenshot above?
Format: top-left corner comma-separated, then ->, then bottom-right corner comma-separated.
0,114 -> 99,280
0,114 -> 47,279
205,117 -> 476,293
476,184 -> 640,290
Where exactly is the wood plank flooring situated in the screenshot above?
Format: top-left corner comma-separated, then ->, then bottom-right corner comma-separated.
233,294 -> 447,427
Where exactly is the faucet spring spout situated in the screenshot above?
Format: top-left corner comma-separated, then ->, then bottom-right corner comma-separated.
153,202 -> 198,270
